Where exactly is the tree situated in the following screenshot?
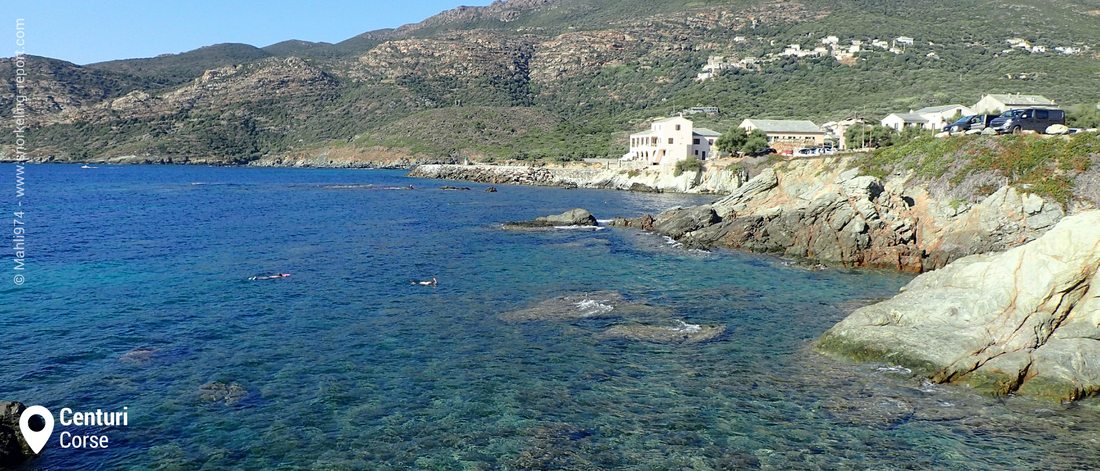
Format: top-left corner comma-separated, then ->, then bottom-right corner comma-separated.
845,124 -> 897,149
740,129 -> 771,155
1067,104 -> 1100,129
716,127 -> 748,156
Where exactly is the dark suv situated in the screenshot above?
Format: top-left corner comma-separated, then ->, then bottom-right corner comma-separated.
989,108 -> 1065,134
943,114 -> 997,133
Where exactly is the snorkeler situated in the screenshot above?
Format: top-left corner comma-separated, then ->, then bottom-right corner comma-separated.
249,273 -> 291,281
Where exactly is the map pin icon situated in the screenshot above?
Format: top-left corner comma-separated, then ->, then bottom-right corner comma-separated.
19,405 -> 54,454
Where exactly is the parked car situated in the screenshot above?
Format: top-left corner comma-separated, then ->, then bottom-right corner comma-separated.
943,114 -> 997,133
796,147 -> 820,156
989,108 -> 1066,134
747,147 -> 777,157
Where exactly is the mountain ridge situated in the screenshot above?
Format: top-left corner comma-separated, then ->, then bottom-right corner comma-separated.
4,0 -> 1099,164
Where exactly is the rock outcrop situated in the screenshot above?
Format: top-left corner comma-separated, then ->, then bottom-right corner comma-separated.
818,211 -> 1100,402
626,157 -> 1067,272
0,401 -> 35,467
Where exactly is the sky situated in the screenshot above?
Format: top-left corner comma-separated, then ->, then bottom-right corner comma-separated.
7,0 -> 495,65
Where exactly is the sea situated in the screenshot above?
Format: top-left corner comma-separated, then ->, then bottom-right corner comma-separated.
3,164 -> 1099,470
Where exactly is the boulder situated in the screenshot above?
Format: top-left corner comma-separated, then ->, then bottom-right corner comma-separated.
503,209 -> 598,229
652,206 -> 720,239
818,211 -> 1100,402
1045,124 -> 1069,135
0,401 -> 35,467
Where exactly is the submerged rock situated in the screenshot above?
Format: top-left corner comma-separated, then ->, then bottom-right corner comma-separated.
503,208 -> 598,229
0,401 -> 34,467
199,382 -> 249,406
818,211 -> 1100,402
600,321 -> 726,344
501,291 -> 667,322
119,347 -> 157,364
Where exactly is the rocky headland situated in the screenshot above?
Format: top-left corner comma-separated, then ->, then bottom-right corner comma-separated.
612,155 -> 1080,272
817,211 -> 1100,402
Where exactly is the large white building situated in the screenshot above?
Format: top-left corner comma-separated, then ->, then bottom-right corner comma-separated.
624,116 -> 721,165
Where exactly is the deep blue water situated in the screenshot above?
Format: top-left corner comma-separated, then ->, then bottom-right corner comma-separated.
3,164 -> 1100,470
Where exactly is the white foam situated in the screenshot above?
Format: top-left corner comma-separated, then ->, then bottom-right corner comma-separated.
668,320 -> 702,333
553,225 -> 604,231
877,365 -> 912,375
574,299 -> 614,316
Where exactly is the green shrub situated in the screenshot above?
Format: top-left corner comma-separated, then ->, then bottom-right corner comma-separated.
673,157 -> 703,176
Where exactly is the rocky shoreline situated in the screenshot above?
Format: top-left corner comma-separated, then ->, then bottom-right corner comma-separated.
611,156 -> 1071,272
409,163 -> 749,194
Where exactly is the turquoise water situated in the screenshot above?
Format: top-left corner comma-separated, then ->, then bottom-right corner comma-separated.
3,164 -> 1100,470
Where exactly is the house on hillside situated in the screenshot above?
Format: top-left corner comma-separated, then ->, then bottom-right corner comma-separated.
821,118 -> 864,150
739,119 -> 825,153
882,104 -> 974,131
624,116 -> 721,165
973,94 -> 1057,114
914,104 -> 974,131
881,113 -> 927,131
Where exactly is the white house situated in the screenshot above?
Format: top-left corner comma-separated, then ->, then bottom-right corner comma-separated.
972,94 -> 1057,115
882,104 -> 975,131
881,113 -> 927,131
914,104 -> 975,130
696,55 -> 729,81
895,36 -> 915,47
624,116 -> 721,165
821,118 -> 864,150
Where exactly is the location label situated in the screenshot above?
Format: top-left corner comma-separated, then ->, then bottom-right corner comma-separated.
19,405 -> 55,454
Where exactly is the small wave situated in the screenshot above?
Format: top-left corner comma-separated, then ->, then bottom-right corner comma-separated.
668,320 -> 702,333
553,225 -> 604,231
575,299 -> 614,316
877,365 -> 912,375
596,219 -> 614,224
919,380 -> 940,393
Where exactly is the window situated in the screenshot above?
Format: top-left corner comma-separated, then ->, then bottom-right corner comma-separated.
708,139 -> 714,145
668,138 -> 674,144
694,150 -> 699,156
693,138 -> 700,145
675,125 -> 681,131
1036,110 -> 1049,119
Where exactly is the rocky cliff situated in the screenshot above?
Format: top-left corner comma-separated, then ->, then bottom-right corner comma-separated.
617,156 -> 1070,272
817,211 -> 1100,402
409,162 -> 748,193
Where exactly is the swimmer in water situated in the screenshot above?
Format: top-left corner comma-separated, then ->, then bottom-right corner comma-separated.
412,277 -> 438,286
249,273 -> 290,281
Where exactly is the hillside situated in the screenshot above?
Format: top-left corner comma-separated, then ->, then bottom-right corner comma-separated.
4,0 -> 1100,164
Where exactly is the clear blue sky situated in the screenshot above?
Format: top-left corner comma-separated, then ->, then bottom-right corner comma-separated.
8,0 -> 494,64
